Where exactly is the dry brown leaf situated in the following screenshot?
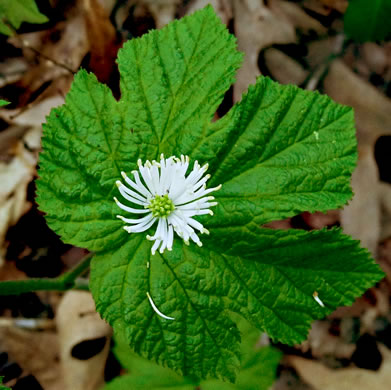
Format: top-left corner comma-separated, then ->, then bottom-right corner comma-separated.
361,43 -> 388,76
301,210 -> 339,229
0,126 -> 41,265
0,327 -> 63,390
340,144 -> 380,256
0,93 -> 64,265
263,219 -> 292,230
277,1 -> 326,34
303,0 -> 347,15
324,59 -> 391,145
379,182 -> 391,241
324,59 -> 391,258
264,48 -> 309,85
8,1 -> 90,106
0,96 -> 64,127
378,238 -> 391,282
299,321 -> 355,359
233,0 -> 297,100
360,288 -> 390,333
0,58 -> 28,88
96,0 -> 117,13
288,345 -> 391,390
56,291 -> 112,390
318,0 -> 348,13
306,37 -> 339,68
187,0 -> 232,24
83,0 -> 119,83
143,0 -> 181,28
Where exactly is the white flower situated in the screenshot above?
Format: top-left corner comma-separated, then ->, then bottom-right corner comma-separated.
114,154 -> 221,255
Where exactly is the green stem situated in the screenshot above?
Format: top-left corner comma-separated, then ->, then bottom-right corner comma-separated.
0,253 -> 93,295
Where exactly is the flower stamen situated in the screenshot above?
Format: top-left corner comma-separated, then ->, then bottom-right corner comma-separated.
148,194 -> 175,218
146,292 -> 175,320
313,291 -> 325,307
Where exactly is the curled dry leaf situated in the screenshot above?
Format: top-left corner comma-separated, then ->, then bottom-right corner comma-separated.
306,37 -> 338,69
143,0 -> 182,28
0,93 -> 67,265
0,326 -> 62,390
0,126 -> 41,265
340,144 -> 380,257
324,59 -> 391,144
325,59 -> 391,256
379,182 -> 391,241
288,345 -> 391,390
0,58 -> 28,89
233,0 -> 296,100
187,0 -> 232,24
56,291 -> 112,390
318,0 -> 349,13
264,48 -> 309,85
378,238 -> 391,282
300,321 -> 355,360
0,96 -> 65,127
277,0 -> 326,34
303,0 -> 348,15
361,43 -> 388,76
7,0 -> 90,105
233,0 -> 323,100
301,210 -> 339,229
83,0 -> 119,83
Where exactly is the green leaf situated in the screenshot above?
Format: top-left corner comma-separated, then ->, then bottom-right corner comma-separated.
91,227 -> 382,380
36,5 -> 241,252
344,0 -> 391,42
37,5 -> 384,383
0,0 -> 48,36
206,228 -> 382,344
103,320 -> 281,390
90,235 -> 241,382
195,77 -> 357,234
0,100 -> 9,107
37,70 -> 134,252
117,5 -> 242,151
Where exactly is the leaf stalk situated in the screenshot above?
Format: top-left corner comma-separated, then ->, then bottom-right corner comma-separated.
0,253 -> 93,295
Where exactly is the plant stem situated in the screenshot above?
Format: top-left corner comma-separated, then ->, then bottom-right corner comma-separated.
0,253 -> 93,296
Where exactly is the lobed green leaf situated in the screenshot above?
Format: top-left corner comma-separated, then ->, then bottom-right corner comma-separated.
0,0 -> 48,36
192,77 -> 357,232
37,5 -> 385,383
91,228 -> 382,380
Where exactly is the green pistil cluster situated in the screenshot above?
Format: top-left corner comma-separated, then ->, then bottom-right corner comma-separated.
148,194 -> 175,218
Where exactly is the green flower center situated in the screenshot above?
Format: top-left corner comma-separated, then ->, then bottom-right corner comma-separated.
148,194 -> 175,218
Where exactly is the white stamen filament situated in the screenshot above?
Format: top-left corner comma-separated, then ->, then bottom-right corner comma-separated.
313,291 -> 325,307
146,292 -> 175,320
